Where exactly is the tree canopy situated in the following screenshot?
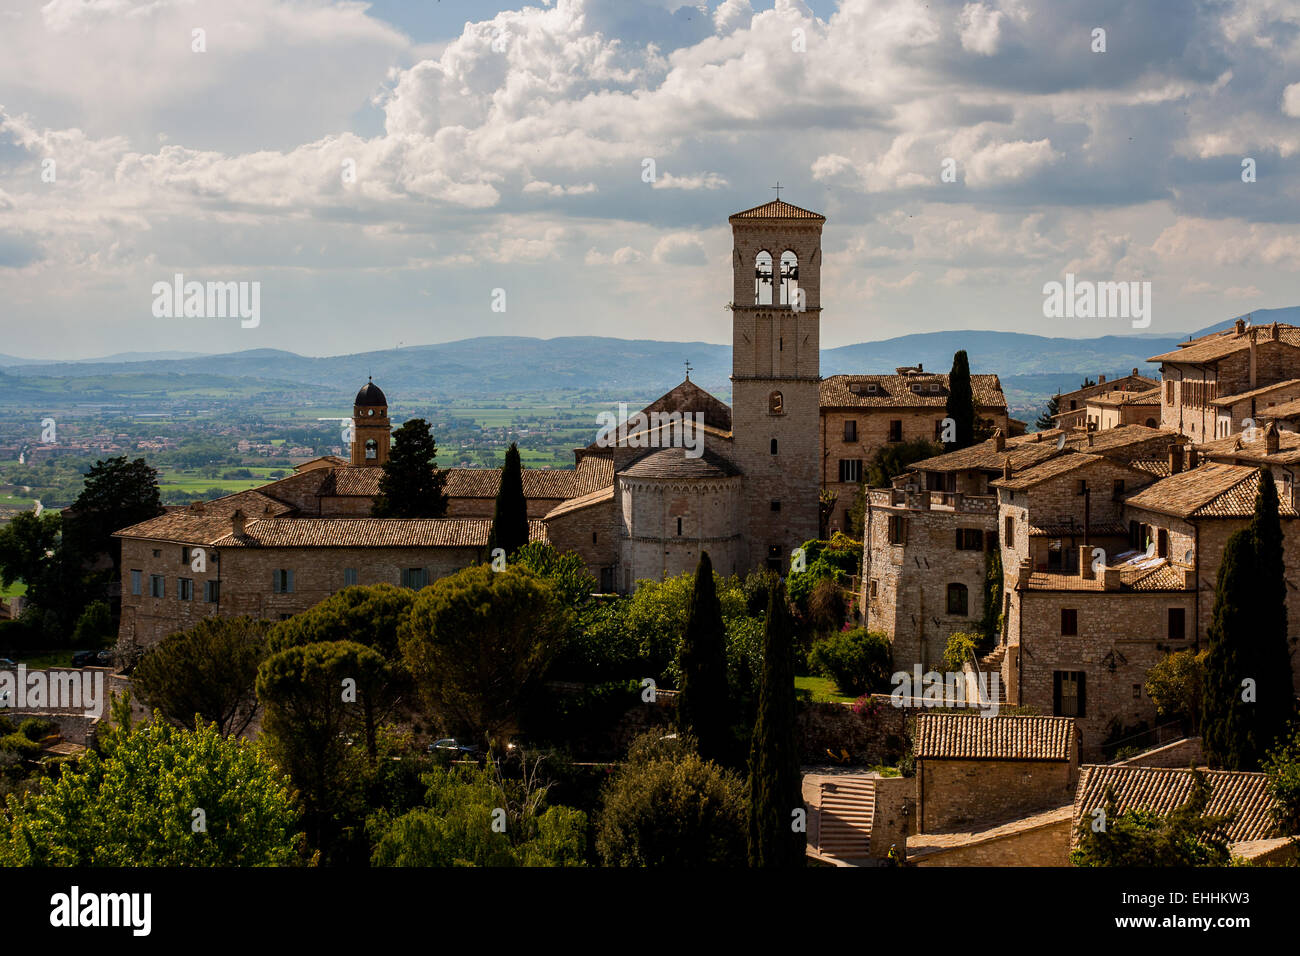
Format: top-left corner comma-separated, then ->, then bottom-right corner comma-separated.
372,418 -> 448,518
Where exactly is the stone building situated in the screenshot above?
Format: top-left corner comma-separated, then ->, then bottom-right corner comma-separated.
1147,318 -> 1300,441
819,369 -> 1011,536
1050,369 -> 1157,430
1082,386 -> 1160,430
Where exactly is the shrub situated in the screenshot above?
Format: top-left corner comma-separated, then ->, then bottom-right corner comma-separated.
596,732 -> 746,867
807,628 -> 891,697
942,632 -> 978,672
1145,649 -> 1206,730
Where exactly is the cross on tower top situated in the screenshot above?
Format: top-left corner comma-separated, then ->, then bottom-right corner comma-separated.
684,360 -> 693,381
771,181 -> 783,200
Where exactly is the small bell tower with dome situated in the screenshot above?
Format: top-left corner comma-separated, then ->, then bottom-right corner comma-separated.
351,376 -> 391,467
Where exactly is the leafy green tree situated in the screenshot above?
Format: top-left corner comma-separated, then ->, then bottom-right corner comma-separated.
597,732 -> 746,867
401,565 -> 571,745
1070,772 -> 1234,866
1145,649 -> 1207,730
0,511 -> 60,602
62,456 -> 163,574
978,546 -> 1003,650
747,581 -> 804,867
509,541 -> 596,612
677,552 -> 731,764
1249,468 -> 1296,745
71,599 -> 114,648
1034,393 -> 1060,431
488,443 -> 529,558
256,641 -> 389,862
809,627 -> 892,696
1203,529 -> 1260,770
864,437 -> 942,488
268,583 -> 415,661
371,761 -> 586,867
132,617 -> 270,737
1263,721 -> 1300,839
944,350 -> 976,451
0,715 -> 298,866
371,418 -> 448,518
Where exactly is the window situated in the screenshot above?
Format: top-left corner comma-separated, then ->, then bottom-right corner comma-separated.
592,531 -> 598,544
1054,671 -> 1086,717
204,581 -> 220,603
771,438 -> 778,455
130,569 -> 142,596
1112,479 -> 1125,499
888,420 -> 903,442
1157,529 -> 1169,558
1168,607 -> 1185,641
839,459 -> 863,483
946,583 -> 969,616
888,515 -> 906,544
869,580 -> 879,600
178,578 -> 193,601
181,546 -> 191,565
343,568 -> 358,587
770,500 -> 781,512
779,250 -> 799,305
272,569 -> 294,594
933,419 -> 945,442
956,528 -> 983,550
769,391 -> 784,415
844,420 -> 858,442
149,574 -> 164,598
365,439 -> 378,460
1004,515 -> 1015,547
766,545 -> 783,573
400,568 -> 428,589
676,517 -> 683,535
152,549 -> 161,558
754,251 -> 773,305
1061,608 -> 1078,636
1077,479 -> 1089,495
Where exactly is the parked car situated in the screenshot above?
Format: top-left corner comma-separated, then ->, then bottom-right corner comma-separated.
0,658 -> 17,669
427,737 -> 482,758
71,651 -> 97,667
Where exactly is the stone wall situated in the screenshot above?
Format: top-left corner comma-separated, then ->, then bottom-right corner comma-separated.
908,806 -> 1073,866
916,756 -> 1078,833
796,698 -> 911,766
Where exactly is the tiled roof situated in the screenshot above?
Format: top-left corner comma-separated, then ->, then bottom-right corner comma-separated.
1087,387 -> 1160,407
544,485 -> 614,519
192,489 -> 294,517
1128,457 -> 1172,478
620,447 -> 741,480
820,373 -> 1006,409
1125,462 -> 1298,518
585,379 -> 733,451
1027,521 -> 1129,537
1254,397 -> 1300,422
993,451 -> 1104,490
1209,378 -> 1300,407
914,714 -> 1075,761
1074,765 -> 1280,843
911,425 -> 1170,475
1147,324 -> 1300,364
1055,373 -> 1159,404
215,517 -> 548,549
729,199 -> 825,221
1195,429 -> 1300,465
1025,557 -> 1192,593
318,457 -> 614,501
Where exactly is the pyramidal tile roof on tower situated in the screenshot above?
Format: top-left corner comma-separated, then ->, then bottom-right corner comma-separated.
729,199 -> 825,221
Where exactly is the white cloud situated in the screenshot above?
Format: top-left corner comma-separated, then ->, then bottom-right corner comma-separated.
959,3 -> 1003,55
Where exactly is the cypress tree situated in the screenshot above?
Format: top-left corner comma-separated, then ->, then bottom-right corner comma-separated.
677,552 -> 731,764
1203,529 -> 1262,769
1249,468 -> 1296,752
488,443 -> 529,559
945,350 -> 976,451
371,419 -> 448,518
747,579 -> 804,867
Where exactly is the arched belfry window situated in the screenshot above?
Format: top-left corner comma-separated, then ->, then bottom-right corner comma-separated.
769,391 -> 784,415
754,251 -> 773,305
779,251 -> 799,306
365,439 -> 378,460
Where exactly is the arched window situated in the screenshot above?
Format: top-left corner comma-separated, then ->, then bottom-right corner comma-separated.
1145,418 -> 1157,428
946,583 -> 968,616
779,250 -> 799,306
769,391 -> 784,415
754,251 -> 773,305
365,439 -> 378,460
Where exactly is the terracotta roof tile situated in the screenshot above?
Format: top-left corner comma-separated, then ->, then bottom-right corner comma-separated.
1074,765 -> 1280,843
1147,324 -> 1300,364
620,447 -> 741,480
318,457 -> 614,501
914,714 -> 1076,761
820,373 -> 1007,409
1209,378 -> 1300,407
729,199 -> 825,221
1125,463 -> 1298,518
215,517 -> 548,549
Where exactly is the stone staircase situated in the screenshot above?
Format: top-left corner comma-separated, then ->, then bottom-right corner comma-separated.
973,645 -> 1008,704
816,777 -> 876,861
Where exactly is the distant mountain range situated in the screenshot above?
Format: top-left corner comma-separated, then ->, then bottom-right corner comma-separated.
2,306 -> 1296,405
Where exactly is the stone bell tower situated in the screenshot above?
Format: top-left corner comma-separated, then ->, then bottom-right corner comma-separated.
728,197 -> 824,572
351,376 -> 391,466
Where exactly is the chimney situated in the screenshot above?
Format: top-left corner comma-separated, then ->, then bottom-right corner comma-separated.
1272,322 -> 1281,342
1017,558 -> 1033,589
1266,421 -> 1280,455
1235,317 -> 1246,335
1080,545 -> 1096,581
1086,432 -> 1095,447
1098,374 -> 1106,384
1187,447 -> 1199,468
993,427 -> 1005,452
231,509 -> 246,538
1132,367 -> 1138,377
1169,445 -> 1184,475
1003,457 -> 1013,481
1102,566 -> 1121,590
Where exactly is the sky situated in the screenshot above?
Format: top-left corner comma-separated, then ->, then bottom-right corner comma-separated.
1,0 -> 1299,359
